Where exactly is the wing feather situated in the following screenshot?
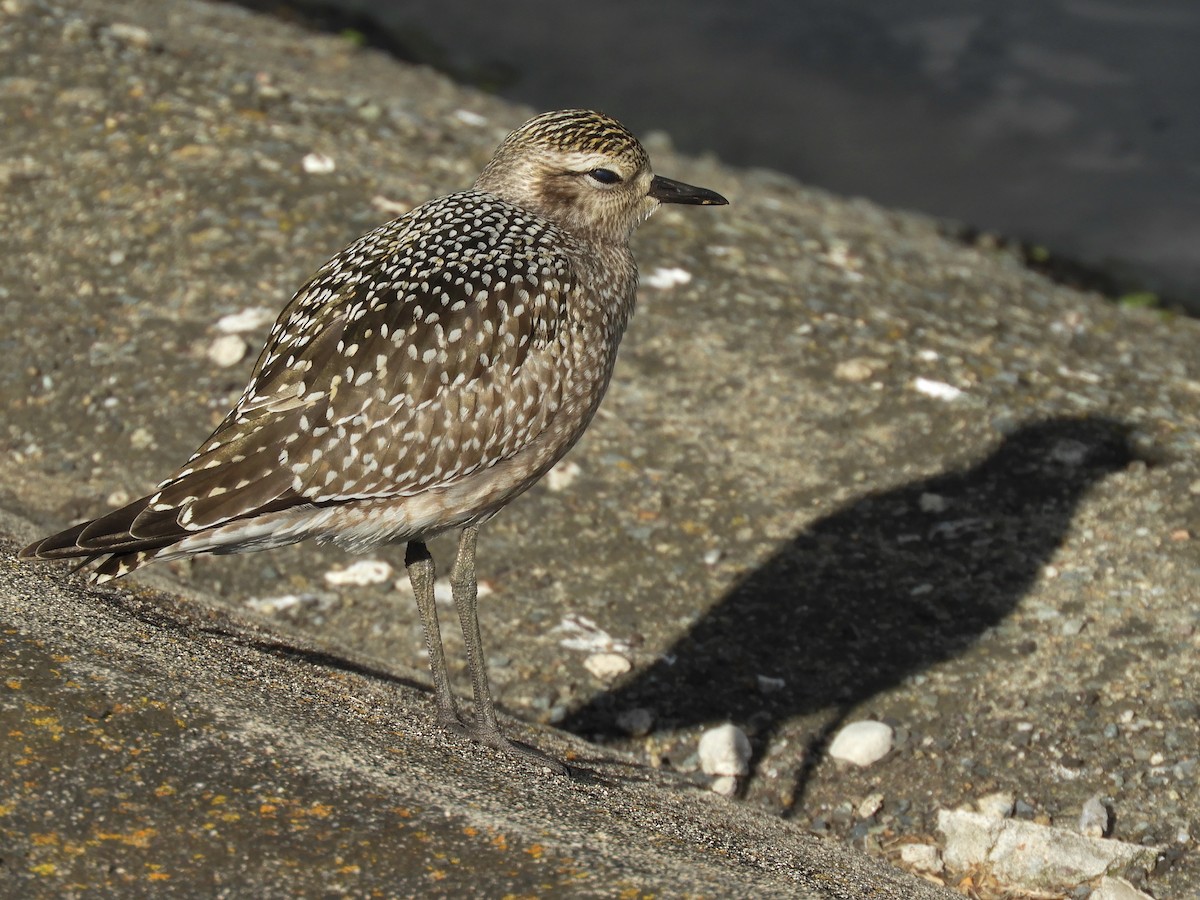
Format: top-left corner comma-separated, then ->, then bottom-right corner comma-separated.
131,193 -> 576,534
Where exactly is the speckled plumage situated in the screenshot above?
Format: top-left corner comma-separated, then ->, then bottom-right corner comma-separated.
22,109 -> 726,769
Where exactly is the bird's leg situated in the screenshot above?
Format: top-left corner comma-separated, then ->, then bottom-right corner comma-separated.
448,526 -> 503,741
449,526 -> 568,774
406,540 -> 463,730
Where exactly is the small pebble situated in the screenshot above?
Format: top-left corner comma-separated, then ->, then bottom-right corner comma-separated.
756,674 -> 786,694
106,22 -> 153,49
702,548 -> 723,566
698,723 -> 751,777
1079,793 -> 1111,837
828,720 -> 894,767
1061,617 -> 1087,636
834,358 -> 881,382
452,109 -> 488,127
583,652 -> 632,681
207,334 -> 248,368
918,492 -> 949,513
546,460 -> 582,491
246,594 -> 306,613
129,427 -> 154,450
616,707 -> 654,737
856,792 -> 884,819
324,559 -> 394,586
301,152 -> 336,174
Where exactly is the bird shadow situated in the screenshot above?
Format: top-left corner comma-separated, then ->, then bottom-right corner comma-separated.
563,415 -> 1141,810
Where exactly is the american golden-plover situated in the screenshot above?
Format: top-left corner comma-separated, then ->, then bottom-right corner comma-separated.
21,108 -> 727,770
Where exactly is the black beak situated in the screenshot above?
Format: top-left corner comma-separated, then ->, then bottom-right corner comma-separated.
648,175 -> 728,206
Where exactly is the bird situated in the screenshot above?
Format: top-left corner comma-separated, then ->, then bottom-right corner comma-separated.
20,108 -> 727,771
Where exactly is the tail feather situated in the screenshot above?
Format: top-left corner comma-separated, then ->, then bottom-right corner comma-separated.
20,493 -> 183,580
19,520 -> 92,559
20,487 -> 316,582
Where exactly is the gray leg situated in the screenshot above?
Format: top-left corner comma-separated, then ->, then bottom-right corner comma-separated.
448,526 -> 503,741
449,526 -> 567,774
406,540 -> 462,729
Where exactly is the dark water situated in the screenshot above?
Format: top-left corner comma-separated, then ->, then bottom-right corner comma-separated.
240,0 -> 1200,313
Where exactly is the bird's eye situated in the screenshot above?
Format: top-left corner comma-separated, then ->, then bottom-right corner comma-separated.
587,168 -> 621,185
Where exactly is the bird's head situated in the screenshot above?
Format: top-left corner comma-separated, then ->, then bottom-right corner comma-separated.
474,109 -> 727,244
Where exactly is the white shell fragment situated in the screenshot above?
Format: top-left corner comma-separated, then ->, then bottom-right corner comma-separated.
301,152 -> 336,174
215,307 -> 275,334
245,594 -> 305,613
552,614 -> 631,653
699,723 -> 752,778
828,720 -> 894,767
912,377 -> 964,401
452,109 -> 488,127
324,559 -> 394,586
644,266 -> 692,289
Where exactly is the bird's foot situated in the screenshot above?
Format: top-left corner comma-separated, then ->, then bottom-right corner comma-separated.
461,720 -> 570,776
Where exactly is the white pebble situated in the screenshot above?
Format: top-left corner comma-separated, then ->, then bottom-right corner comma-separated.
644,267 -> 692,289
702,548 -> 723,566
324,559 -> 394,586
1079,793 -> 1110,838
857,792 -> 884,819
698,723 -> 751,777
207,334 -> 248,368
452,109 -> 488,127
828,720 -> 894,767
583,652 -> 632,681
302,152 -> 336,174
912,377 -> 963,401
107,23 -> 153,48
546,460 -> 581,491
709,775 -> 738,796
899,842 -> 942,874
129,427 -> 154,450
215,307 -> 275,333
833,358 -> 881,382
